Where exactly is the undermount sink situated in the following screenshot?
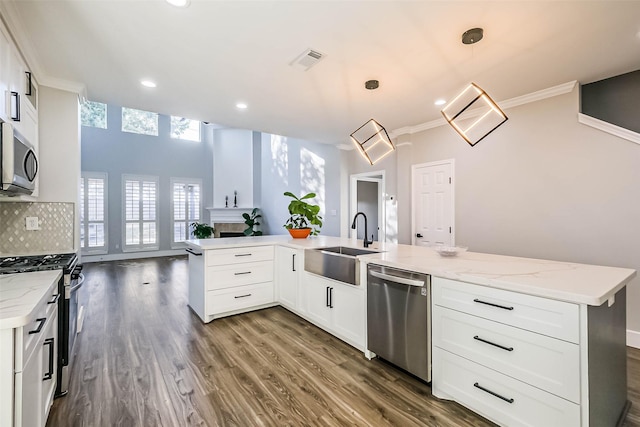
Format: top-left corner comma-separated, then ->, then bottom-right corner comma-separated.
304,246 -> 380,286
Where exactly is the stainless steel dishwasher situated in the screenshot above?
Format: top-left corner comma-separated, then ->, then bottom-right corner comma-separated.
367,264 -> 431,382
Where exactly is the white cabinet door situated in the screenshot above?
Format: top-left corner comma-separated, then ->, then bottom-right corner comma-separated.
331,283 -> 365,349
275,246 -> 299,310
17,346 -> 42,427
188,250 -> 206,321
41,307 -> 58,421
0,24 -> 11,122
302,273 -> 332,328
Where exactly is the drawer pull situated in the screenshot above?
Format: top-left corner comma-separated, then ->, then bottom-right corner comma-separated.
473,335 -> 514,352
234,294 -> 252,299
28,317 -> 47,335
234,271 -> 252,276
473,298 -> 514,311
474,382 -> 514,404
43,338 -> 54,380
235,253 -> 252,257
47,294 -> 60,304
185,248 -> 202,256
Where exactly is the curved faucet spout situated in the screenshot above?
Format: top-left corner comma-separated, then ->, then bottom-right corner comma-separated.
351,212 -> 373,248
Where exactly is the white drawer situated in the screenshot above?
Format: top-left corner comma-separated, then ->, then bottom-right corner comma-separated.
206,246 -> 273,267
432,277 -> 579,343
15,285 -> 59,370
206,282 -> 274,315
206,261 -> 273,290
433,348 -> 580,427
433,306 -> 580,403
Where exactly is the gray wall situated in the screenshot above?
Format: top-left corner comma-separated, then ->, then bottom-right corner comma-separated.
81,104 -> 213,254
259,133 -> 342,237
356,181 -> 379,241
349,86 -> 640,333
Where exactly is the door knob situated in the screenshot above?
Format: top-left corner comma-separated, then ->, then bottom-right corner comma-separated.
416,233 -> 423,238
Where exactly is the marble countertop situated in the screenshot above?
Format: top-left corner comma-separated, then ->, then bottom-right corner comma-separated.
0,270 -> 61,329
186,235 -> 636,306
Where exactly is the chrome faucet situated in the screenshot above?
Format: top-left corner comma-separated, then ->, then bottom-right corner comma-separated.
351,212 -> 373,248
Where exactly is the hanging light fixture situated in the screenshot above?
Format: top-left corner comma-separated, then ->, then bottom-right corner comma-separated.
351,118 -> 395,165
441,28 -> 508,146
351,80 -> 395,165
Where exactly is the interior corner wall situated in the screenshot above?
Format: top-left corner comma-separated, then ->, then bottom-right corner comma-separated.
404,86 -> 640,334
212,129 -> 253,208
258,133 -> 342,237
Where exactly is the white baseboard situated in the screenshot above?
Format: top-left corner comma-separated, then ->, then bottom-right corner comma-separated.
627,329 -> 640,349
81,249 -> 187,264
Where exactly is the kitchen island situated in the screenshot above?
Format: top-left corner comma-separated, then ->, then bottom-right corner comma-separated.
186,235 -> 635,427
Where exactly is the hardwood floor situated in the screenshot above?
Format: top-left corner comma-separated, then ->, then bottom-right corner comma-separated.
47,256 -> 640,427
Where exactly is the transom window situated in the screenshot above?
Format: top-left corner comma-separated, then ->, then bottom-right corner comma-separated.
170,116 -> 201,142
81,101 -> 107,129
122,174 -> 159,251
122,107 -> 158,136
80,172 -> 108,254
171,178 -> 202,246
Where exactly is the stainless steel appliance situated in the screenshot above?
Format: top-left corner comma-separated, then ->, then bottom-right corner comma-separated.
0,121 -> 38,195
0,253 -> 82,396
367,264 -> 431,382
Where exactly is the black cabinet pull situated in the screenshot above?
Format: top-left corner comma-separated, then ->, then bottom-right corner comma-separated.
10,91 -> 20,121
28,317 -> 46,334
474,382 -> 514,404
474,335 -> 514,352
235,253 -> 252,257
292,253 -> 296,272
416,233 -> 423,238
326,287 -> 330,307
234,271 -> 251,276
47,294 -> 60,304
185,248 -> 202,256
43,338 -> 54,380
473,298 -> 514,311
329,287 -> 334,308
234,294 -> 252,299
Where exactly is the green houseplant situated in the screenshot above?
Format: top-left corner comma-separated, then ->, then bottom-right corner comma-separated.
190,222 -> 215,239
283,192 -> 323,238
243,208 -> 263,236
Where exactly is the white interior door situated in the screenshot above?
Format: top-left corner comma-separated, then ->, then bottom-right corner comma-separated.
412,160 -> 454,246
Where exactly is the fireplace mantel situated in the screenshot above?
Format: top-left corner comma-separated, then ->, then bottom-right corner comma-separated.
207,207 -> 254,223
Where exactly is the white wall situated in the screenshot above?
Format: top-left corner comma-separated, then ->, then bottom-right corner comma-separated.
212,129 -> 253,208
372,86 -> 640,334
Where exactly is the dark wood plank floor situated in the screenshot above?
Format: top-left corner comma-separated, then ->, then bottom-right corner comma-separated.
46,256 -> 640,427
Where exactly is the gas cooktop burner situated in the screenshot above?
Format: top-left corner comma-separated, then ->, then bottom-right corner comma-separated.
0,253 -> 77,275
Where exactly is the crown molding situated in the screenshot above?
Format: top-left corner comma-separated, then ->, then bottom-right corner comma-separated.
39,76 -> 88,100
390,80 -> 578,138
578,113 -> 640,146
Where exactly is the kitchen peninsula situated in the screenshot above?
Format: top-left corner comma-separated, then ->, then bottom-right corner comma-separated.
186,235 -> 635,427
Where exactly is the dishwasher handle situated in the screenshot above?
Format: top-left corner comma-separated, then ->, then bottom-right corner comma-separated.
369,270 -> 425,287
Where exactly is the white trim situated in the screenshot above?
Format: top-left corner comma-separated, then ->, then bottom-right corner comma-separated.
390,81 -> 577,138
577,113 -> 640,145
349,171 -> 386,243
411,159 -> 455,246
627,329 -> 640,349
170,177 -> 203,248
82,249 -> 187,264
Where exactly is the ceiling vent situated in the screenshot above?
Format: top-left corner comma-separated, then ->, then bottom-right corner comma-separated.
290,49 -> 325,71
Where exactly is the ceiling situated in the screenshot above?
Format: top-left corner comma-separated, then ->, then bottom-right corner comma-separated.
3,1 -> 640,145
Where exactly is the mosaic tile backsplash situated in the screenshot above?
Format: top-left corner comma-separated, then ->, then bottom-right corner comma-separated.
0,202 -> 75,255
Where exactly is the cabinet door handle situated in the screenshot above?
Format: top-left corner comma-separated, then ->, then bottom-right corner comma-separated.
473,382 -> 514,404
473,298 -> 514,311
47,294 -> 60,304
326,286 -> 330,307
234,253 -> 252,257
329,287 -> 333,308
473,335 -> 514,352
185,248 -> 202,256
234,271 -> 251,276
28,317 -> 46,334
234,294 -> 252,299
43,338 -> 54,380
292,253 -> 296,272
10,91 -> 20,121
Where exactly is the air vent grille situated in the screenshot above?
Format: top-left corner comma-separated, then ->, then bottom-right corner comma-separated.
290,48 -> 325,71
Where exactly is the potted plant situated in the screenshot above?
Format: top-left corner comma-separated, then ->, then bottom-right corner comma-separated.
190,222 -> 215,239
243,208 -> 263,236
283,191 -> 323,238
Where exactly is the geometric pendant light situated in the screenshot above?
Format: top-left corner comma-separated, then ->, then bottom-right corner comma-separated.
441,82 -> 508,147
350,118 -> 395,165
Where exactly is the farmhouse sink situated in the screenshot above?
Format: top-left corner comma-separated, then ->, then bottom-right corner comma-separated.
304,246 -> 380,286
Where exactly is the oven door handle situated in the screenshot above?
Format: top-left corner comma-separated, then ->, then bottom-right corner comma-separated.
70,273 -> 85,293
369,270 -> 425,287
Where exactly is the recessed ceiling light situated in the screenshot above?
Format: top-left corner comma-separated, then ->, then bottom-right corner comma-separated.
166,0 -> 190,7
141,80 -> 156,88
236,102 -> 248,110
435,99 -> 447,106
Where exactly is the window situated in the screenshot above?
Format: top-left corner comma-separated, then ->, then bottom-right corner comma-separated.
80,172 -> 108,254
122,107 -> 158,136
171,178 -> 202,246
170,116 -> 201,142
122,175 -> 159,251
81,101 -> 107,129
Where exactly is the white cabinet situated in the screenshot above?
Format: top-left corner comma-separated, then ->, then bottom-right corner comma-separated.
188,245 -> 276,323
275,246 -> 300,311
300,272 -> 365,351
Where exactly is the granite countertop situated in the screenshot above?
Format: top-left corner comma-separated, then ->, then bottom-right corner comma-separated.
186,235 -> 636,306
0,270 -> 61,329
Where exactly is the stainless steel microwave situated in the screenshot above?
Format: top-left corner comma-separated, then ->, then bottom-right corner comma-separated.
0,122 -> 38,195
